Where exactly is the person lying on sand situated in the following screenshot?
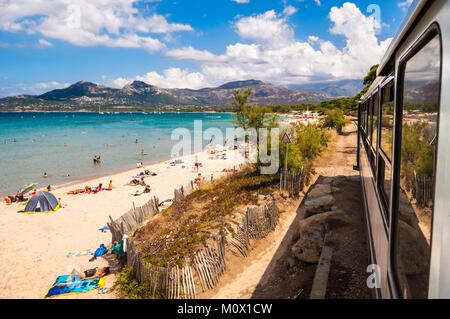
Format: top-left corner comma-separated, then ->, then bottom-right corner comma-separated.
127,179 -> 140,186
67,189 -> 85,195
69,266 -> 110,279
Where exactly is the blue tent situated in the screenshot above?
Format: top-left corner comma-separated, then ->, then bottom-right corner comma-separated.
23,191 -> 60,214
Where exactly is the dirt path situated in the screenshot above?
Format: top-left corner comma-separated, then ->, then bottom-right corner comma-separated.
206,123 -> 371,299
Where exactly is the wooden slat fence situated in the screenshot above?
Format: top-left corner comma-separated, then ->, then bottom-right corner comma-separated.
280,168 -> 305,197
110,180 -> 281,299
107,196 -> 160,243
413,171 -> 433,207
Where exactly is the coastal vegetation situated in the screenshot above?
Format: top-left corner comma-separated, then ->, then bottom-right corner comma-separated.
233,89 -> 277,167
116,167 -> 279,298
280,123 -> 331,179
133,167 -> 278,267
322,108 -> 348,133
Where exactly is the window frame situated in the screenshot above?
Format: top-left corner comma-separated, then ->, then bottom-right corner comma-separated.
377,78 -> 395,212
379,78 -> 395,165
390,22 -> 443,299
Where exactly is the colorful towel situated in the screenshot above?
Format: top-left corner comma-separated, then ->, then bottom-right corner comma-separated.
45,275 -> 106,298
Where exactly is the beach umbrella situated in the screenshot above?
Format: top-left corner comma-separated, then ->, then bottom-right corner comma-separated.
17,183 -> 38,195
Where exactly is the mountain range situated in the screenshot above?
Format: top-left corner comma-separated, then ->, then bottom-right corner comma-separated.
0,79 -> 361,112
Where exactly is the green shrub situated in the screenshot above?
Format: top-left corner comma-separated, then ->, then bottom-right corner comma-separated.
114,267 -> 153,299
322,109 -> 348,133
280,123 -> 331,172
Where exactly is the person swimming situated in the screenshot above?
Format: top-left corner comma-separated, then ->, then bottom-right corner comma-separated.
43,172 -> 48,178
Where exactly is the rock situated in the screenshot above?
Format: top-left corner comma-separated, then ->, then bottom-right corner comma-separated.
331,176 -> 347,187
308,184 -> 333,198
321,177 -> 334,184
304,194 -> 336,215
292,211 -> 350,263
299,210 -> 350,232
286,257 -> 297,268
347,175 -> 361,182
292,223 -> 326,263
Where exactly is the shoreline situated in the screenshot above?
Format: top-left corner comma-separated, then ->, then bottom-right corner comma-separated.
38,150 -> 215,195
0,110 -> 236,114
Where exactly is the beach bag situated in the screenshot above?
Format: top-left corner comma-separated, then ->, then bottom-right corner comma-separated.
112,241 -> 124,255
93,244 -> 108,257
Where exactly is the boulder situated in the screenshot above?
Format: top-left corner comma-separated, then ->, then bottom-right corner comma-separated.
299,210 -> 351,232
292,223 -> 325,263
308,184 -> 333,198
347,175 -> 361,182
292,211 -> 350,263
304,194 -> 336,215
321,177 -> 334,184
331,176 -> 347,187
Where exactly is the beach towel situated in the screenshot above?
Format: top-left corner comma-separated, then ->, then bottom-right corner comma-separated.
45,276 -> 106,298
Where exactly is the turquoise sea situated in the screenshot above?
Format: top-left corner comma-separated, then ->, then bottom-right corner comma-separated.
0,112 -> 235,196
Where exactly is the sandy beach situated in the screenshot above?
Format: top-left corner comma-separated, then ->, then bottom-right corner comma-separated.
0,148 -> 246,299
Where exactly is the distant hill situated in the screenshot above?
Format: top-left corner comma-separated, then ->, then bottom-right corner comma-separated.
289,80 -> 363,98
0,79 -> 334,112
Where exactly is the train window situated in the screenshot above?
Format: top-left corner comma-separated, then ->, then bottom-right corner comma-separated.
380,81 -> 394,161
367,97 -> 373,140
361,102 -> 366,132
378,81 -> 394,209
395,33 -> 441,299
371,92 -> 379,148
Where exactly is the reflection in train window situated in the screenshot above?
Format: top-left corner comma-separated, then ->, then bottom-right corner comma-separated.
378,81 -> 394,208
395,34 -> 441,299
367,97 -> 372,141
361,102 -> 366,132
380,81 -> 394,161
371,93 -> 379,148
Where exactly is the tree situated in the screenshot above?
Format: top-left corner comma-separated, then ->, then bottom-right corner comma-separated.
322,108 -> 348,134
357,64 -> 379,98
232,89 -> 277,167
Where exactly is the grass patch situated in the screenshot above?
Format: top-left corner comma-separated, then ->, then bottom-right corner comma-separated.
134,166 -> 279,268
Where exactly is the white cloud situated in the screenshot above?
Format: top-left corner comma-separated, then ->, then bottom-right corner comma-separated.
134,3 -> 391,89
398,0 -> 414,10
314,0 -> 322,6
0,81 -> 69,97
38,39 -> 53,47
165,47 -> 226,62
232,0 -> 250,3
0,0 -> 193,52
235,10 -> 295,47
283,5 -> 299,17
110,68 -> 209,89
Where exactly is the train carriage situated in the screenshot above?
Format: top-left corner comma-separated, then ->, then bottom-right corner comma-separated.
357,0 -> 449,299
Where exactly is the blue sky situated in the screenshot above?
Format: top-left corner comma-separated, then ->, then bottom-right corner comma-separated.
0,0 -> 414,97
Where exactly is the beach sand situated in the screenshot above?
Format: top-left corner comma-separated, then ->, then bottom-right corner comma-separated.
0,149 -> 245,299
